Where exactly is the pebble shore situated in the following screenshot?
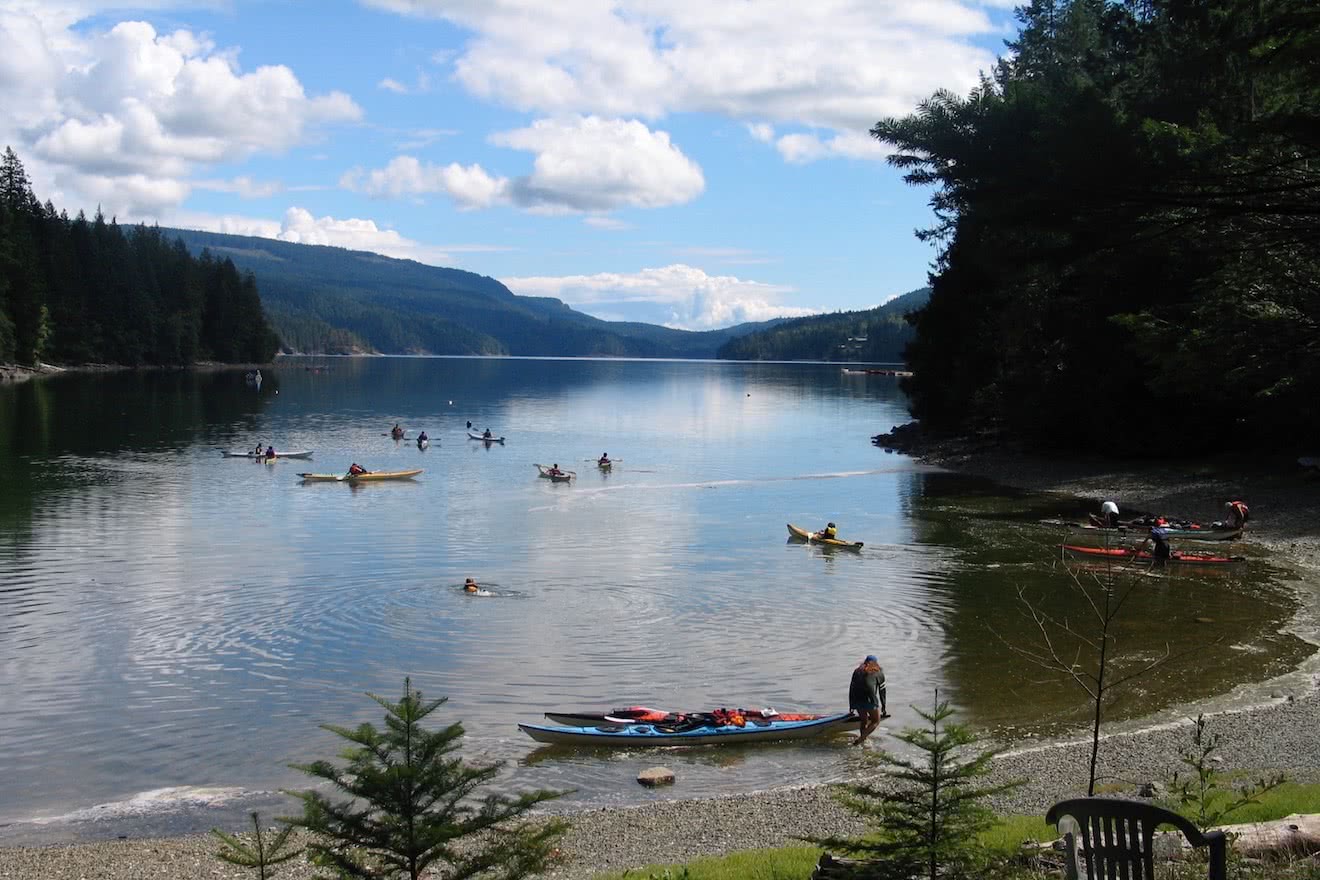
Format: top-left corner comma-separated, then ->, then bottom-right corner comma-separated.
5,441 -> 1319,879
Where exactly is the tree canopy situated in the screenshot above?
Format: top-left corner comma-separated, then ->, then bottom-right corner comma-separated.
0,148 -> 279,366
880,0 -> 1320,452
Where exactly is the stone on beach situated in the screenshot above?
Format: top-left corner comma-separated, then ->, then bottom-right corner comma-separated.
637,766 -> 676,787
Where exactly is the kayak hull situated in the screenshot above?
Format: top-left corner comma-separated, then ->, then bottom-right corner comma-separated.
535,464 -> 574,482
1062,544 -> 1244,565
468,432 -> 505,443
519,712 -> 856,747
222,450 -> 313,459
787,523 -> 863,550
298,469 -> 423,483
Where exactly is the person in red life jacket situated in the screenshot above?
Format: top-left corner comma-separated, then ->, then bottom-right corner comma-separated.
1222,500 -> 1249,530
848,655 -> 889,746
347,463 -> 369,476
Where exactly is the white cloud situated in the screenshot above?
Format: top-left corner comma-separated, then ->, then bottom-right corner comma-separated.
378,77 -> 408,93
343,115 -> 704,214
361,0 -> 999,163
775,130 -> 890,164
193,176 -> 285,198
583,215 -> 630,230
501,263 -> 817,330
168,206 -> 465,265
0,11 -> 361,217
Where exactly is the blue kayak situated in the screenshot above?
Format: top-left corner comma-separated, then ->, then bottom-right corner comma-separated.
518,712 -> 856,746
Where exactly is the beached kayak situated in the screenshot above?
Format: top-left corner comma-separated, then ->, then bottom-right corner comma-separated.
544,706 -> 829,727
519,712 -> 856,747
787,523 -> 863,550
468,432 -> 505,443
1075,523 -> 1242,542
298,469 -> 423,483
1062,545 -> 1245,565
222,450 -> 313,459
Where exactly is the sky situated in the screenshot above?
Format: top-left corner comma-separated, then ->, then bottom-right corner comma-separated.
0,0 -> 1020,330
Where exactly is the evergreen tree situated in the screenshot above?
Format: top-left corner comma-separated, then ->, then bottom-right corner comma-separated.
285,678 -> 568,880
809,692 -> 1018,880
212,811 -> 303,879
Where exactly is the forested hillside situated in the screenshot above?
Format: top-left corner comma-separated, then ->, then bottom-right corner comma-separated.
716,287 -> 928,361
880,0 -> 1319,452
165,229 -> 787,359
0,149 -> 278,366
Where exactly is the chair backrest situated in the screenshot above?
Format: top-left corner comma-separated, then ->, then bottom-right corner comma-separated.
1045,797 -> 1226,880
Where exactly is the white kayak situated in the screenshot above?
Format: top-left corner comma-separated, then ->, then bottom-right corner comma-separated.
468,432 -> 505,443
222,450 -> 314,459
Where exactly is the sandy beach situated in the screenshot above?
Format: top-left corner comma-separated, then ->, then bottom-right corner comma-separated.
5,433 -> 1318,879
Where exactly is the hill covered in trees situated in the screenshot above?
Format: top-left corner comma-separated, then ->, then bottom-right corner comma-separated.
881,0 -> 1319,453
164,229 -> 787,359
0,149 -> 277,367
716,287 -> 929,361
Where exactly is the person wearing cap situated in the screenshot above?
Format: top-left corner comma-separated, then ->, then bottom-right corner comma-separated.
815,522 -> 839,541
848,655 -> 889,746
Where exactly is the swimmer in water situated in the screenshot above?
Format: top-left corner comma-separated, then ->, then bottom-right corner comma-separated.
464,578 -> 480,593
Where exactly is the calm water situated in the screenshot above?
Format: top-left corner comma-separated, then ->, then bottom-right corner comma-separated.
0,358 -> 1312,840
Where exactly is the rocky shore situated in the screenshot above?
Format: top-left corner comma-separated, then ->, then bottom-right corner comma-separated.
6,428 -> 1319,879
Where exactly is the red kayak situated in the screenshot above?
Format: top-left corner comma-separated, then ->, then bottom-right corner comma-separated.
1062,545 -> 1245,566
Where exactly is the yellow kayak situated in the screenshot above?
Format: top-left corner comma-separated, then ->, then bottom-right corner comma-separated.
298,469 -> 423,483
787,523 -> 863,551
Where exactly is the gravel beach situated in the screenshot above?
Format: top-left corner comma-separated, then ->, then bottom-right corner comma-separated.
6,442 -> 1318,879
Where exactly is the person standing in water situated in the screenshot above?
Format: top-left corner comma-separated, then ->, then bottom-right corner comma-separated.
849,655 -> 889,746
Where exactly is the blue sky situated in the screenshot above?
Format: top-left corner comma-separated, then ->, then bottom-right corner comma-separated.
0,0 -> 1020,329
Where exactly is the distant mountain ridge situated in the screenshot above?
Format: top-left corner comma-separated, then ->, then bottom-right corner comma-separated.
715,287 -> 930,362
164,229 -> 788,359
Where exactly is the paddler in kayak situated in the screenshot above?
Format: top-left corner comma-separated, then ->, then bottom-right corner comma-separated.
482,427 -> 493,440
347,463 -> 370,477
849,655 -> 889,746
598,452 -> 611,466
547,463 -> 565,477
1220,500 -> 1249,530
265,445 -> 276,460
815,522 -> 839,541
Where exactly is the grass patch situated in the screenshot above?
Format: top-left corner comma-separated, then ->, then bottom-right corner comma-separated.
1165,781 -> 1320,826
594,845 -> 820,880
980,814 -> 1057,857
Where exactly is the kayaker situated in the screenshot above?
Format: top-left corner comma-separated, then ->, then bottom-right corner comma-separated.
1100,500 -> 1120,529
466,421 -> 472,429
547,463 -> 563,477
483,427 -> 493,439
816,522 -> 838,540
1145,526 -> 1172,564
598,452 -> 610,465
418,431 -> 429,444
348,463 -> 369,476
265,445 -> 276,459
1221,500 -> 1249,530
848,655 -> 889,746
253,443 -> 263,455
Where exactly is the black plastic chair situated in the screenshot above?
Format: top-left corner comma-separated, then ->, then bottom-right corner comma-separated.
1045,797 -> 1226,879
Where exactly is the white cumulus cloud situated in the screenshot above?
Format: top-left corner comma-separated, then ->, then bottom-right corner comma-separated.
502,264 -> 817,330
343,115 -> 703,214
0,11 -> 361,217
362,0 -> 1000,163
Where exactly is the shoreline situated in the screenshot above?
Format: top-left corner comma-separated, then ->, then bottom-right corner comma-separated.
6,430 -> 1320,877
0,360 -> 275,385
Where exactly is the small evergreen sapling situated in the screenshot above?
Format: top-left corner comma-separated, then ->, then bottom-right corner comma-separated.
809,691 -> 1019,880
285,678 -> 568,880
211,811 -> 303,879
1172,713 -> 1285,831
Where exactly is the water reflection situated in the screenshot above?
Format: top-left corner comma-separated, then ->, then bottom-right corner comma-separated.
0,359 -> 1308,840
